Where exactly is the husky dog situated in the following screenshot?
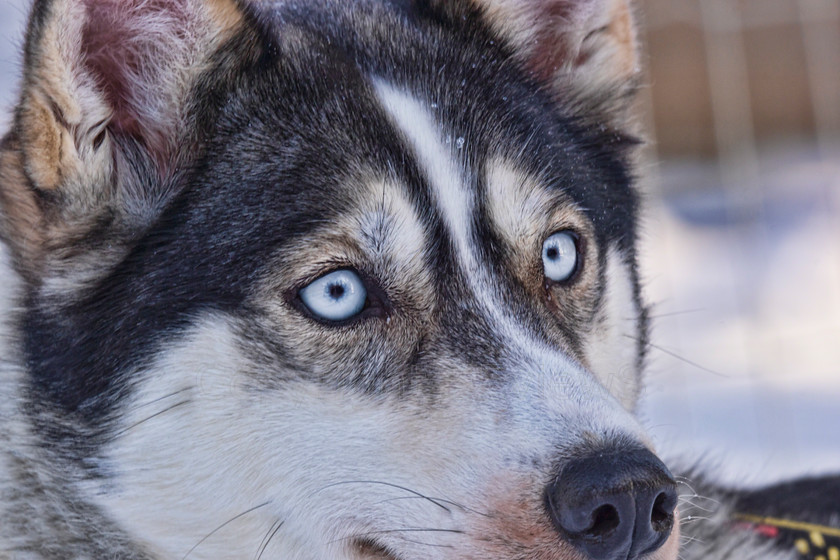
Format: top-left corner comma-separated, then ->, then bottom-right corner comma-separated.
0,0 -> 815,559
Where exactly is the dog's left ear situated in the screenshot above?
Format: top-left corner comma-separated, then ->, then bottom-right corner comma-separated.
454,0 -> 641,121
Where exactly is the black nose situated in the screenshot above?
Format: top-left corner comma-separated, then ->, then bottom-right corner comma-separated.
545,446 -> 677,560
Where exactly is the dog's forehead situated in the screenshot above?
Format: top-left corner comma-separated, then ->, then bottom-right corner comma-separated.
233,70 -> 589,290
206,4 -> 638,252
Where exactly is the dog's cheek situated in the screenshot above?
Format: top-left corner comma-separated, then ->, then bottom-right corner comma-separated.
460,474 -> 586,560
584,245 -> 643,411
91,314 -> 440,557
85,316 -> 276,558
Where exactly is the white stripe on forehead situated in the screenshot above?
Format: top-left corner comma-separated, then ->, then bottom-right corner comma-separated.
372,81 -> 476,272
373,81 -> 553,355
373,80 -> 645,442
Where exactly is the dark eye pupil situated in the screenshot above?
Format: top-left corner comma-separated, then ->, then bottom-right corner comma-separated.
546,247 -> 559,260
328,284 -> 345,299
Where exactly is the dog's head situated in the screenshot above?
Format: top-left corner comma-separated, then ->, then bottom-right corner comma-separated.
0,1 -> 679,558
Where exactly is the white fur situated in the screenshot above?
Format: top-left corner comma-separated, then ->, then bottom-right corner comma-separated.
92,316 -> 504,558
586,247 -> 643,411
92,305 -> 653,559
485,160 -> 557,246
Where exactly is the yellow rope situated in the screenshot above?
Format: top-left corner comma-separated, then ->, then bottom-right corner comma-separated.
734,514 -> 840,539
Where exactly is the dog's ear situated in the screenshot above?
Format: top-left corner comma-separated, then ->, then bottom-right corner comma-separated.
448,0 -> 641,121
0,0 -> 244,278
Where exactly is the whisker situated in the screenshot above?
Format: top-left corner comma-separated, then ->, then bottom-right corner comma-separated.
373,495 -> 491,517
132,387 -> 191,410
623,334 -> 729,377
330,527 -> 465,545
647,308 -> 706,319
255,519 -> 285,560
679,534 -> 705,546
314,480 -> 453,514
390,537 -> 454,549
181,502 -> 271,560
678,496 -> 721,512
680,515 -> 712,524
112,400 -> 191,438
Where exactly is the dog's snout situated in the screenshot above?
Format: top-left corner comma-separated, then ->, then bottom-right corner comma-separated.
545,447 -> 677,560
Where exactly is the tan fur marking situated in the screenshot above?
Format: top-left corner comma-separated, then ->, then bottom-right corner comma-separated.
19,95 -> 63,191
206,0 -> 245,38
485,160 -> 591,250
20,0 -> 110,193
485,159 -> 602,366
0,144 -> 45,275
464,474 -> 585,559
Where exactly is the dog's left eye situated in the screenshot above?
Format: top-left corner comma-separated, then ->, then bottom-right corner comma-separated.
299,269 -> 368,322
542,231 -> 579,283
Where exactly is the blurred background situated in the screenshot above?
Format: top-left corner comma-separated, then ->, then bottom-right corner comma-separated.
637,0 -> 840,485
1,0 -> 838,487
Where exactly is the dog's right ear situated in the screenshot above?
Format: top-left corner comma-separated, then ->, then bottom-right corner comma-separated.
0,0 -> 245,279
433,0 -> 641,127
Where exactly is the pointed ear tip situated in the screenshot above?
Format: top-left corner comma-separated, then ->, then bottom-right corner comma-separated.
476,0 -> 642,109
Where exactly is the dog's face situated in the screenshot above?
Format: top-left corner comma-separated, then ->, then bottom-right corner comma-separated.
0,1 -> 680,559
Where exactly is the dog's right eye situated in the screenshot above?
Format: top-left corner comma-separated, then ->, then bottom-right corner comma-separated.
542,231 -> 580,284
299,269 -> 368,322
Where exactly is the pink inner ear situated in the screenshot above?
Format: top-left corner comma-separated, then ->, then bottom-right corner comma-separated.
506,0 -> 600,82
80,0 -> 196,154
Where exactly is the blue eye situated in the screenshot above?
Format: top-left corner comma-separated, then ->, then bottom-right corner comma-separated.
299,270 -> 367,322
542,232 -> 579,283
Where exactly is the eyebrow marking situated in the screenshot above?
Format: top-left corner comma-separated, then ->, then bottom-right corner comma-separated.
372,81 -> 475,274
355,178 -> 430,279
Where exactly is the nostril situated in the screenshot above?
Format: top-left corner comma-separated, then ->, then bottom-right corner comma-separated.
589,504 -> 621,536
651,491 -> 675,531
632,483 -> 677,557
546,470 -> 637,560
